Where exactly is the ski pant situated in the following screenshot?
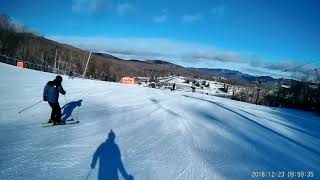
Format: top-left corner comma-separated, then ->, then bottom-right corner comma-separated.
48,102 -> 61,123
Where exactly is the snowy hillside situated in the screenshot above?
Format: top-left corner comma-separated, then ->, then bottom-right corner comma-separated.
0,62 -> 319,180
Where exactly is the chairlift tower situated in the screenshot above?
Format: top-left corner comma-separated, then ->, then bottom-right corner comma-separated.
83,51 -> 92,78
255,80 -> 262,105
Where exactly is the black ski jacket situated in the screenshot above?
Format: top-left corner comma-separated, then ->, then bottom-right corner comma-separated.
43,81 -> 66,103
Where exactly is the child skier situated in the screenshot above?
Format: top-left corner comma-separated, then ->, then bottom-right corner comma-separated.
43,75 -> 66,125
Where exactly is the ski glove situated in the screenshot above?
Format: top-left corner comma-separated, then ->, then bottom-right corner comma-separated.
57,85 -> 66,95
90,162 -> 95,169
126,175 -> 134,180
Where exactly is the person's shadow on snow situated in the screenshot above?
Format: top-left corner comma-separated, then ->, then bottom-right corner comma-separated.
61,100 -> 82,121
91,130 -> 134,180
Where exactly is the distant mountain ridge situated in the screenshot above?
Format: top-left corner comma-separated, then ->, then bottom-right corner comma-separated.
193,68 -> 277,83
90,53 -> 279,84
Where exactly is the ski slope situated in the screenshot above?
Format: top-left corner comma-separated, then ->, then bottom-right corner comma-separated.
0,62 -> 319,180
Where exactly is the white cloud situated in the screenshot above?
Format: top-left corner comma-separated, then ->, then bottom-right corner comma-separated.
47,35 -> 243,64
117,3 -> 135,16
47,35 -> 312,78
210,5 -> 225,17
72,0 -> 84,12
190,50 -> 241,63
72,1 -> 139,17
182,13 -> 203,23
154,9 -> 168,23
154,14 -> 167,23
72,0 -> 110,15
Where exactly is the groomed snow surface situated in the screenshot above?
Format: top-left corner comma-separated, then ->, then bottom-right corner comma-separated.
0,63 -> 319,180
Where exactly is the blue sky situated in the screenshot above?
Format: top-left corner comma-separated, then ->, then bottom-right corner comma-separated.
1,0 -> 319,77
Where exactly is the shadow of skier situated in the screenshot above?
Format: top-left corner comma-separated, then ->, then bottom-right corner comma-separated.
91,130 -> 134,180
61,100 -> 82,121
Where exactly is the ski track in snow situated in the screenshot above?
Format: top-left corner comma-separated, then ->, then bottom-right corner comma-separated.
0,63 -> 320,180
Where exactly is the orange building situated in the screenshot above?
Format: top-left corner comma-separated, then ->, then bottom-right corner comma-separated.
121,77 -> 135,84
17,61 -> 24,68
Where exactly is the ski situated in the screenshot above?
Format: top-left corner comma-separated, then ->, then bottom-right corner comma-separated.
41,120 -> 80,127
41,122 -> 54,127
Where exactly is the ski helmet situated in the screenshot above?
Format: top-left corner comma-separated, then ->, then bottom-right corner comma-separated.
55,75 -> 63,83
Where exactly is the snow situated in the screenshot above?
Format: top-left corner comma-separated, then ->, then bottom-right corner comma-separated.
0,62 -> 319,180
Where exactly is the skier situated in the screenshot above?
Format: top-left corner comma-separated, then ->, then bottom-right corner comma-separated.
43,75 -> 66,125
91,130 -> 133,180
171,83 -> 176,91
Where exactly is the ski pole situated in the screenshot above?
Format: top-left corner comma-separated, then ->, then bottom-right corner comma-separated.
18,100 -> 43,114
76,106 -> 79,122
84,169 -> 92,180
